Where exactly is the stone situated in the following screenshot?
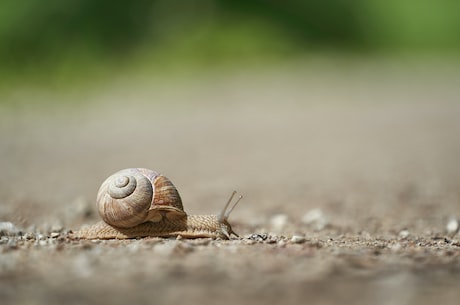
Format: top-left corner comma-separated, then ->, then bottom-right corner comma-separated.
291,235 -> 306,244
446,218 -> 459,235
270,214 -> 288,232
301,209 -> 328,230
0,222 -> 19,236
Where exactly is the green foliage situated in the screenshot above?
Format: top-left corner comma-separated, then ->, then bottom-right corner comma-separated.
0,0 -> 458,89
356,0 -> 460,50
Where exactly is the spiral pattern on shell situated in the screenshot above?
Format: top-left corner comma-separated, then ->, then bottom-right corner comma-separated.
97,168 -> 155,228
95,168 -> 184,229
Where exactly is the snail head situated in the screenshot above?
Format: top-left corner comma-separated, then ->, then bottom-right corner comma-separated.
217,191 -> 243,238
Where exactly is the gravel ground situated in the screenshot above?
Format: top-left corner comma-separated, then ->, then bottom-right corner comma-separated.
1,61 -> 460,305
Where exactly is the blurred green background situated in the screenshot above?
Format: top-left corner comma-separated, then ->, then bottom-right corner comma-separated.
0,0 -> 459,95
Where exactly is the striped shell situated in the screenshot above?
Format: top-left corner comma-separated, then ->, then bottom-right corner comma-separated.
96,168 -> 185,228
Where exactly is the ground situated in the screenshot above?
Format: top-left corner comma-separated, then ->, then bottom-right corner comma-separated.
1,60 -> 460,305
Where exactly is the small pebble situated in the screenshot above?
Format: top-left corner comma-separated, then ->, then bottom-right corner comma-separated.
399,230 -> 410,239
290,235 -> 306,244
0,222 -> 18,236
446,218 -> 459,235
270,214 -> 288,232
23,233 -> 36,240
50,232 -> 60,238
301,209 -> 328,230
247,233 -> 268,242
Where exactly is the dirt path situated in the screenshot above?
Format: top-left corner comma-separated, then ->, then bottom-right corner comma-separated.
1,62 -> 460,304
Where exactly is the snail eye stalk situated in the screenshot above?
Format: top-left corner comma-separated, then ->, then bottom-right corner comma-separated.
218,191 -> 243,222
225,194 -> 243,220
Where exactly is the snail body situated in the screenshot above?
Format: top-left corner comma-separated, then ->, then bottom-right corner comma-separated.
72,168 -> 241,240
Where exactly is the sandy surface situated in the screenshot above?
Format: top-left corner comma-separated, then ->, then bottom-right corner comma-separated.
1,61 -> 460,305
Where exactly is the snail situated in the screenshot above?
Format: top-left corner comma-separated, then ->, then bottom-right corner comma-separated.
72,168 -> 242,240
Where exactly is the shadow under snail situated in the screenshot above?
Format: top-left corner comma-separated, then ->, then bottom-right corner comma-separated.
72,168 -> 242,239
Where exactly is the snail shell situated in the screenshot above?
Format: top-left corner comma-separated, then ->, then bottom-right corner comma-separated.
96,168 -> 185,228
73,168 -> 242,239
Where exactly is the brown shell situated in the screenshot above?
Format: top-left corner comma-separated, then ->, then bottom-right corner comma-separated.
96,168 -> 185,228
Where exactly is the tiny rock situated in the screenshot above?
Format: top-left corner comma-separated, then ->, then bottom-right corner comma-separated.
398,230 -> 410,239
290,235 -> 306,244
23,233 -> 36,240
278,240 -> 287,247
247,233 -> 268,242
446,218 -> 459,235
50,232 -> 60,238
0,222 -> 19,236
301,208 -> 328,230
270,214 -> 288,232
